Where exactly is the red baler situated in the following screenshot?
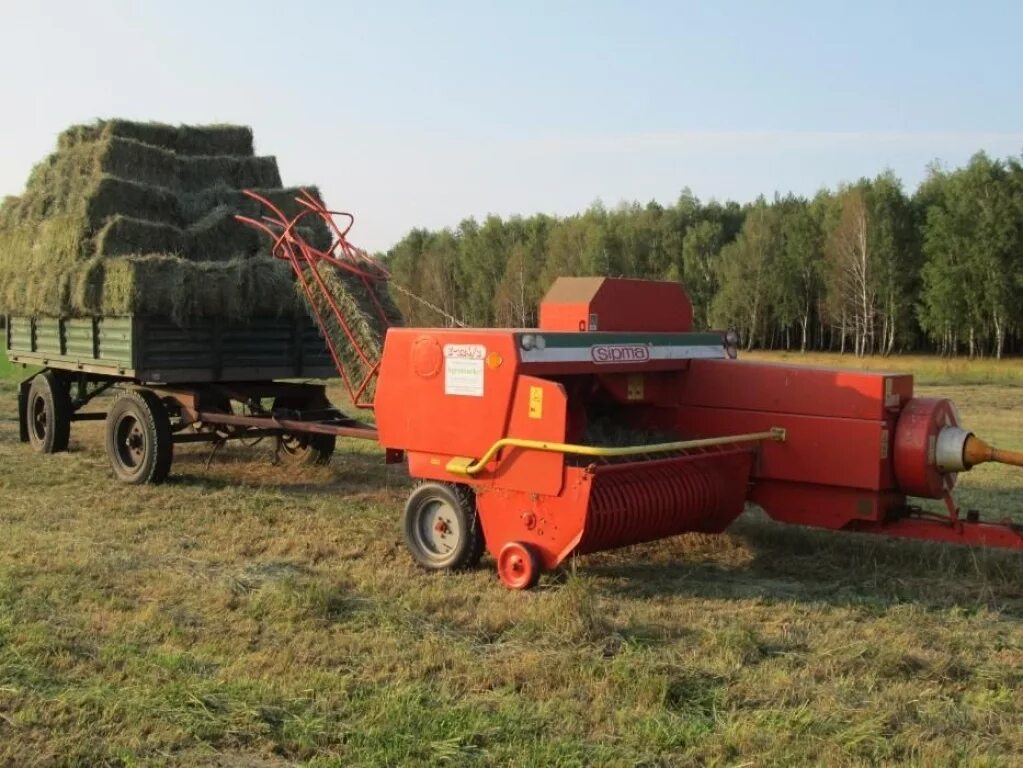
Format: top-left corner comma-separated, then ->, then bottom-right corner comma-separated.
241,195 -> 1023,589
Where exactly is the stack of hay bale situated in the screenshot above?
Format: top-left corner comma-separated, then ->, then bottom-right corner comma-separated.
0,119 -> 401,387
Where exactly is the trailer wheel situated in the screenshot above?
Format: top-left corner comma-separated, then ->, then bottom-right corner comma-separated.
497,541 -> 541,590
402,482 -> 485,572
272,396 -> 335,466
26,370 -> 72,454
105,389 -> 173,484
274,432 -> 336,466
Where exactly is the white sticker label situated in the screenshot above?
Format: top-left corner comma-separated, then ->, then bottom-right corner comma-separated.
443,344 -> 486,397
445,358 -> 484,396
443,343 -> 486,360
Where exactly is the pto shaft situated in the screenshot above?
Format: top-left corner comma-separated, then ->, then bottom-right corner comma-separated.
962,435 -> 1023,469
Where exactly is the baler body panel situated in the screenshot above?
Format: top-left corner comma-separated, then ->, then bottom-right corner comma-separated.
675,358 -> 914,420
672,406 -> 897,491
750,482 -> 906,530
667,358 -> 914,530
516,331 -> 726,376
486,375 -> 568,496
539,276 -> 694,333
375,328 -> 521,462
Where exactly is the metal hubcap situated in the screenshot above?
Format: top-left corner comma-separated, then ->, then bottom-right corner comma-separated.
497,542 -> 538,589
115,414 -> 146,470
415,498 -> 461,559
505,553 -> 526,576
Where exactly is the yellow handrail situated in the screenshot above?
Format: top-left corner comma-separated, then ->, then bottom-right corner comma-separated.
445,427 -> 786,476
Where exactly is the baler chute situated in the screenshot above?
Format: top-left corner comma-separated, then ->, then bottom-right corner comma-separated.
242,195 -> 1023,590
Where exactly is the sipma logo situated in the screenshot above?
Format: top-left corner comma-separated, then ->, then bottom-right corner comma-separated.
590,344 -> 651,364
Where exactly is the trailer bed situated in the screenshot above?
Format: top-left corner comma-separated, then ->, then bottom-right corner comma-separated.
5,314 -> 336,383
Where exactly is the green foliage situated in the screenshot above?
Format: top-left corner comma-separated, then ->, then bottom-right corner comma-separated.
681,219 -> 725,328
386,152 -> 1023,357
919,153 -> 1023,358
711,199 -> 783,348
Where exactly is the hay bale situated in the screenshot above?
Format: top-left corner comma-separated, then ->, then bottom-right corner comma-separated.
98,137 -> 281,194
88,176 -> 181,228
94,209 -> 266,262
59,120 -> 254,156
180,186 -> 332,249
0,121 -> 293,316
3,135 -> 279,229
0,118 -> 401,387
182,207 -> 261,261
72,255 -> 299,324
95,215 -> 183,258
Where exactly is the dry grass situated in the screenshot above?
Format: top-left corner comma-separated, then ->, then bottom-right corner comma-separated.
306,263 -> 402,401
0,352 -> 1022,765
745,350 -> 1023,386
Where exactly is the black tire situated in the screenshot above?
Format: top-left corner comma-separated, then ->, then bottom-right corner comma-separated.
26,370 -> 72,454
272,396 -> 335,466
104,389 -> 173,484
274,432 -> 336,466
402,482 -> 485,571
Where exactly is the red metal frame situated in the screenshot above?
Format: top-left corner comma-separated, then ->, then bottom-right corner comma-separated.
235,190 -> 394,409
852,506 -> 1023,549
192,410 -> 378,441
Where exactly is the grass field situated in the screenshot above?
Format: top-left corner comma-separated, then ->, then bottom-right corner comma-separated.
0,351 -> 25,382
744,350 -> 1023,387
1,352 -> 1022,766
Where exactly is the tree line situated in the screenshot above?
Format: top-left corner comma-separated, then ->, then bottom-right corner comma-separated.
385,152 -> 1023,358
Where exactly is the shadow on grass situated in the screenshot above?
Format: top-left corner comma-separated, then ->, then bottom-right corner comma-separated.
162,447 -> 1023,618
582,508 -> 1023,617
164,443 -> 404,494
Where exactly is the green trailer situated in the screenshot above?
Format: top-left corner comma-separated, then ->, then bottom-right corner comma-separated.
6,314 -> 337,383
7,313 -> 378,482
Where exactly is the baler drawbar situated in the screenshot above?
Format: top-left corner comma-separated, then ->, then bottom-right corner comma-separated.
230,195 -> 1023,589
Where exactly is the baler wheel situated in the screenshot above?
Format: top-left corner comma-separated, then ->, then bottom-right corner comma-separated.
402,482 -> 485,572
26,370 -> 72,454
496,542 -> 541,590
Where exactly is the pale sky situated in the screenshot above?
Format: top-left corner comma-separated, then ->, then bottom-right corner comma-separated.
2,0 -> 1021,251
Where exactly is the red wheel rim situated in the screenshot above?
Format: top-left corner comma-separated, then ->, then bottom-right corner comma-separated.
497,542 -> 539,590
